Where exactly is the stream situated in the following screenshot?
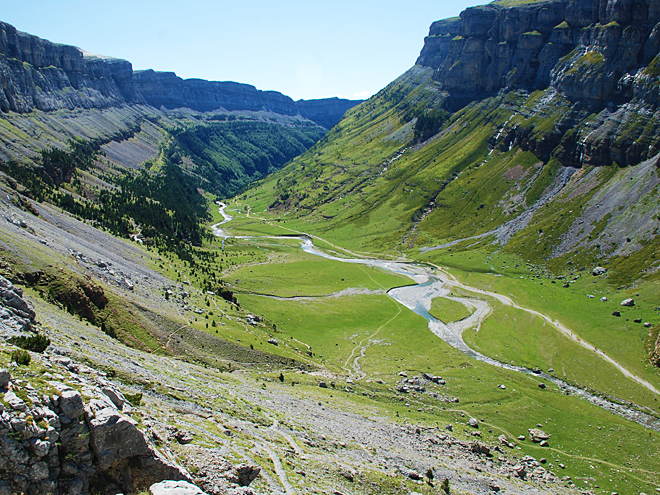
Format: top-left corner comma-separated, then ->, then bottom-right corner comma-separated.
212,203 -> 660,431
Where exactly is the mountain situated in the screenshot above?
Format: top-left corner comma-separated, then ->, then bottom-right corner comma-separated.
2,3 -> 660,494
254,0 -> 660,275
0,21 -> 360,128
0,19 -> 355,250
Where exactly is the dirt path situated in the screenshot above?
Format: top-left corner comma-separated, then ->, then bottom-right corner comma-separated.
431,264 -> 660,396
213,203 -> 660,430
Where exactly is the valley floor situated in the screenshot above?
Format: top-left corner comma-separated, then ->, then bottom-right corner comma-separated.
1,186 -> 659,494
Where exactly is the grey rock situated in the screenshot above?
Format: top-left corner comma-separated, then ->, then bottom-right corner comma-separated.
29,438 -> 51,457
528,428 -> 551,443
592,267 -> 607,276
88,407 -> 144,470
621,298 -> 635,307
101,387 -> 127,410
59,390 -> 84,420
232,463 -> 261,486
174,430 -> 193,445
468,417 -> 479,428
29,460 -> 49,480
0,369 -> 10,389
4,391 -> 27,412
471,441 -> 490,455
149,480 -> 208,495
513,463 -> 527,479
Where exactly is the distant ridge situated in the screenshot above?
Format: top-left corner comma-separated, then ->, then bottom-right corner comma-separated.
0,21 -> 361,129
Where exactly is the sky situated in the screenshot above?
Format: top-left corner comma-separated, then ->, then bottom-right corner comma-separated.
2,0 -> 484,101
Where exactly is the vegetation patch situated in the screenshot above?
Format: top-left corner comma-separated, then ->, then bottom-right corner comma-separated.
429,296 -> 472,323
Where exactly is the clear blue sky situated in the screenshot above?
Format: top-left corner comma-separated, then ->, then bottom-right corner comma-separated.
3,0 -> 484,101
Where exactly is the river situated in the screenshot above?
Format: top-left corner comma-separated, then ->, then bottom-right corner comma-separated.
212,202 -> 660,431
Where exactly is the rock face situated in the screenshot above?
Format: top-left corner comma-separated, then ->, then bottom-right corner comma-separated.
416,0 -> 660,167
0,365 -> 190,495
0,21 -> 139,113
0,274 -> 35,337
0,21 -> 361,128
296,97 -> 362,130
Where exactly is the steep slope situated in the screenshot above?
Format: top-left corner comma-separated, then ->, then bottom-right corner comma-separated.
0,19 -> 344,252
250,0 -> 660,279
0,20 -> 360,129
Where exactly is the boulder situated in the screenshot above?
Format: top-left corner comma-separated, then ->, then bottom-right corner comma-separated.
59,390 -> 84,420
592,267 -> 607,276
600,297 -> 608,302
468,417 -> 479,428
471,441 -> 490,455
101,387 -> 127,410
3,391 -> 27,412
232,463 -> 261,486
621,298 -> 635,307
174,430 -> 193,445
513,463 -> 526,479
150,480 -> 208,495
528,428 -> 551,443
612,311 -> 621,317
0,369 -> 10,389
88,407 -> 146,470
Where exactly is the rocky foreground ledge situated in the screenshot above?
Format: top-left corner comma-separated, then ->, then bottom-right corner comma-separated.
0,274 -> 259,495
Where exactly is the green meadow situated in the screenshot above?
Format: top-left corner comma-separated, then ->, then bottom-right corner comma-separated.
178,206 -> 660,493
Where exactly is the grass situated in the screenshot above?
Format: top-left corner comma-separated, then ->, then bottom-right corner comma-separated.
228,252 -> 409,297
231,246 -> 660,494
419,248 -> 660,410
429,297 -> 472,323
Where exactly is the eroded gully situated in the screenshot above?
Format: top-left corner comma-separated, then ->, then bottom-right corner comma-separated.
212,203 -> 660,431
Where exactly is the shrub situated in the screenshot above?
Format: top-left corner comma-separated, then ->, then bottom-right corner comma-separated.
11,350 -> 31,366
441,478 -> 450,494
10,334 -> 50,353
125,392 -> 143,407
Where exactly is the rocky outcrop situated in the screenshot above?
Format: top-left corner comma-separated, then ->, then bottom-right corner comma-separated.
133,71 -> 361,128
0,21 -> 140,113
0,20 -> 360,128
0,365 -> 189,495
416,0 -> 660,167
417,0 -> 660,106
0,274 -> 35,337
296,97 -> 361,129
133,70 -> 298,116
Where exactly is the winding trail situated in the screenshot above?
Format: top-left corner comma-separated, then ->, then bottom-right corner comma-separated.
213,203 -> 660,431
431,264 -> 660,395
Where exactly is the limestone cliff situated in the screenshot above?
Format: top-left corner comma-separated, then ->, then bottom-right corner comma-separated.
0,21 -> 360,128
0,21 -> 139,113
416,0 -> 660,167
133,71 -> 360,128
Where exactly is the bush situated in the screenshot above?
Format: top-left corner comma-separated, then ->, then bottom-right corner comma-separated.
124,392 -> 143,407
9,334 -> 50,353
11,350 -> 31,366
441,478 -> 450,494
